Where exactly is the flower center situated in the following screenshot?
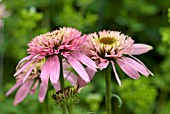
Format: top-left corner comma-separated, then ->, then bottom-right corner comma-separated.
99,37 -> 116,45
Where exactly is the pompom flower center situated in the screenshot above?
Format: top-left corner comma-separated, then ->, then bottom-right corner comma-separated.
99,37 -> 116,45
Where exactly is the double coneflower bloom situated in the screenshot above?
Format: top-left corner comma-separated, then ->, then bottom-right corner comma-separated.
84,30 -> 153,86
6,28 -> 153,105
6,27 -> 97,104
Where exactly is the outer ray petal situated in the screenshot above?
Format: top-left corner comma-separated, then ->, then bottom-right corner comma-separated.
128,44 -> 153,55
23,60 -> 39,83
14,59 -> 35,76
116,58 -> 140,79
67,55 -> 90,82
13,80 -> 34,105
64,71 -> 77,86
50,55 -> 60,84
111,61 -> 121,86
16,55 -> 33,69
52,81 -> 60,92
30,80 -> 39,95
77,67 -> 96,87
39,82 -> 48,103
98,58 -> 109,70
129,55 -> 153,76
39,57 -> 51,102
121,57 -> 150,76
70,52 -> 97,71
6,81 -> 22,96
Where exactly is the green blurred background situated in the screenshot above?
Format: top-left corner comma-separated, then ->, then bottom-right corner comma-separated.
0,0 -> 170,114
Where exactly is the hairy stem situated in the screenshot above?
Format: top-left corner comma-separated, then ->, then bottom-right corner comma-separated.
67,104 -> 74,114
105,67 -> 112,114
59,55 -> 66,114
45,90 -> 50,114
59,55 -> 64,89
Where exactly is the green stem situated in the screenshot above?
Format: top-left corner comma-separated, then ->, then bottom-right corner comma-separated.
105,67 -> 112,114
58,55 -> 66,114
62,106 -> 66,114
67,104 -> 74,114
59,55 -> 64,89
45,91 -> 50,114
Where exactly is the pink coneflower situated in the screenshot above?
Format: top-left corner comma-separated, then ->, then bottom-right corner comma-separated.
6,60 -> 44,105
84,30 -> 153,86
6,60 -> 78,105
13,27 -> 97,103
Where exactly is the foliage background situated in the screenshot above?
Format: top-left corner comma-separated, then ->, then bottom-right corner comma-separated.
0,0 -> 170,114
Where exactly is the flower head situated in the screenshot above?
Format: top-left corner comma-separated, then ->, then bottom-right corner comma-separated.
85,30 -> 153,85
13,27 -> 97,103
6,59 -> 81,105
52,85 -> 79,106
6,60 -> 44,105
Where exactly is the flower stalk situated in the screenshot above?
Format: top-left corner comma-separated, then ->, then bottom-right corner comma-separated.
59,55 -> 64,89
45,91 -> 50,114
58,55 -> 66,114
105,66 -> 112,114
67,104 -> 73,114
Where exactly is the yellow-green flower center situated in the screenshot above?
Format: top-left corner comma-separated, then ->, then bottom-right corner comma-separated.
99,37 -> 116,45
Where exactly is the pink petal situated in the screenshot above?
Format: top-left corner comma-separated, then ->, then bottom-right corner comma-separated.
98,58 -> 109,70
77,76 -> 86,88
38,57 -> 51,102
6,81 -> 22,96
67,55 -> 90,82
50,55 -> 60,84
70,52 -> 97,71
128,55 -> 153,75
13,80 -> 34,105
52,81 -> 60,92
64,71 -> 77,86
40,57 -> 51,82
30,80 -> 39,95
121,57 -> 150,76
39,82 -> 48,103
23,60 -> 39,83
14,59 -> 35,76
77,67 -> 96,88
128,44 -> 153,55
16,55 -> 33,69
116,58 -> 140,79
85,67 -> 96,80
111,61 -> 121,86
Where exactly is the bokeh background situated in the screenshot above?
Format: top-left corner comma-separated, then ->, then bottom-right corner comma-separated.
0,0 -> 170,114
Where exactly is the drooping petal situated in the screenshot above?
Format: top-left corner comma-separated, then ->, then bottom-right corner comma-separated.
116,58 -> 140,79
14,59 -> 35,76
39,82 -> 48,103
70,52 -> 97,71
77,76 -> 86,88
67,55 -> 90,82
50,55 -> 60,84
98,58 -> 109,70
40,57 -> 51,82
16,55 -> 33,69
121,57 -> 150,76
86,67 -> 96,80
64,71 -> 77,86
111,61 -> 121,86
128,55 -> 153,75
39,57 -> 51,102
77,67 -> 96,87
128,44 -> 153,55
30,80 -> 39,95
6,81 -> 22,96
23,60 -> 39,83
13,80 -> 34,105
52,81 -> 60,92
